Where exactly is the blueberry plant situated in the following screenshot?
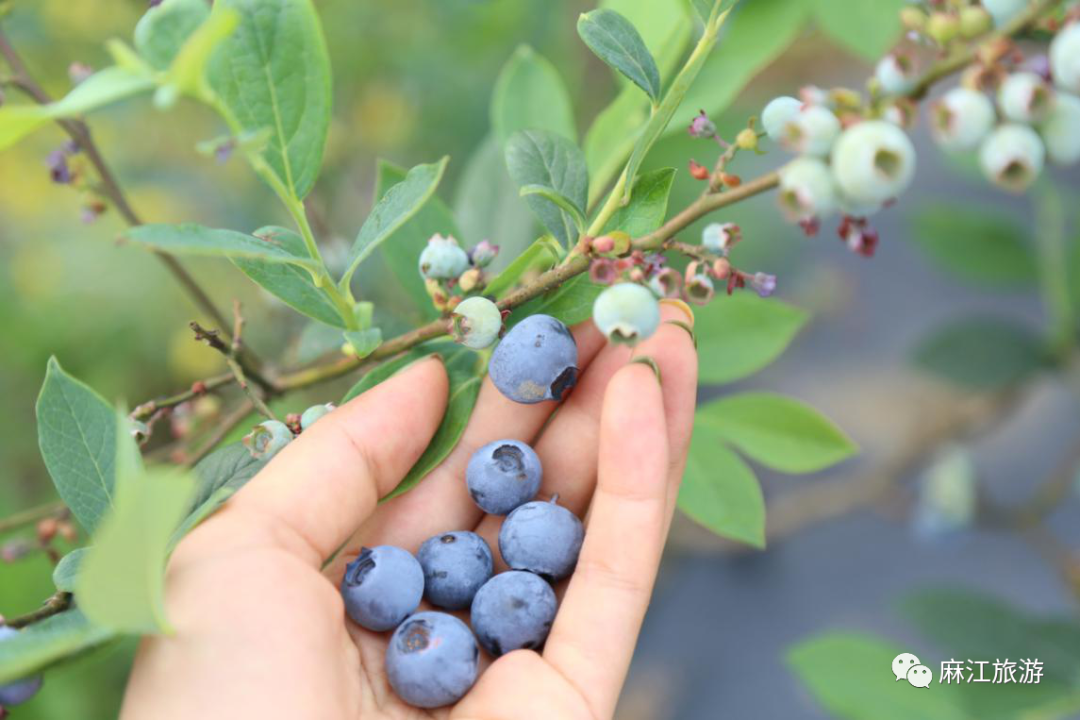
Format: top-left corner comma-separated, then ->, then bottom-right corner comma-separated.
0,0 -> 1077,712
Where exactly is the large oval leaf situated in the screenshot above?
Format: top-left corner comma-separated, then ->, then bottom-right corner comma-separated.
679,441 -> 765,548
505,130 -> 588,247
577,9 -> 661,102
695,293 -> 808,384
207,0 -> 331,200
491,46 -> 576,146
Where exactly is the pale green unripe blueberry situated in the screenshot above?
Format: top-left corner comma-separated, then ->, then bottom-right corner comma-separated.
875,53 -> 917,95
838,192 -> 882,218
1038,92 -> 1080,165
781,105 -> 841,157
830,120 -> 916,206
930,87 -> 996,151
243,420 -> 293,460
1050,23 -> 1080,94
592,282 -> 661,345
978,123 -> 1046,192
762,96 -> 802,143
998,72 -> 1055,123
300,403 -> 335,431
982,0 -> 1027,26
701,222 -> 740,254
451,296 -> 503,349
418,234 -> 470,280
778,156 -> 838,221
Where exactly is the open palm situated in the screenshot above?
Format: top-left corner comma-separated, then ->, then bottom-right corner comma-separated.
121,305 -> 697,720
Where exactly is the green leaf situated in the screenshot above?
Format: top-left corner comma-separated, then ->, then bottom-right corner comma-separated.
602,167 -> 675,236
0,610 -> 116,686
384,344 -> 483,500
697,393 -> 858,473
343,157 -> 449,284
577,9 -> 661,103
491,46 -> 576,146
453,135 -> 536,272
695,294 -> 808,384
519,185 -> 587,234
376,160 -> 460,319
910,205 -> 1038,288
913,317 -> 1046,390
232,227 -> 343,327
679,441 -> 764,547
690,0 -> 740,23
36,358 -> 118,533
485,236 -> 563,300
76,467 -> 195,634
207,0 -> 331,201
620,4 -> 732,202
134,0 -> 211,70
173,443 -> 266,540
788,633 -> 968,720
124,223 -> 319,268
0,67 -> 155,151
812,0 -> 906,61
53,548 -> 89,593
512,275 -> 604,328
505,130 -> 588,246
165,5 -> 241,99
343,329 -> 383,360
672,0 -> 810,138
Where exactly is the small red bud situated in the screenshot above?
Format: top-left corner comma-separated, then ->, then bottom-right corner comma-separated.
711,258 -> 732,280
37,518 -> 58,545
191,380 -> 208,396
689,160 -> 709,180
720,173 -> 742,188
58,522 -> 78,544
592,235 -> 615,254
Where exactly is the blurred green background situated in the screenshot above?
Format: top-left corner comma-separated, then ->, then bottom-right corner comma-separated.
2,0 -> 1079,718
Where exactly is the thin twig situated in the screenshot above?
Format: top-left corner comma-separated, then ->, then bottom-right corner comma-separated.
0,502 -> 67,535
190,321 -> 276,421
5,592 -> 71,629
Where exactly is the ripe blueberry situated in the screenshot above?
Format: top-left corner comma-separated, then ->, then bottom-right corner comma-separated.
489,314 -> 578,404
592,282 -> 661,346
499,496 -> 584,582
451,296 -> 503,350
299,403 -> 335,431
780,105 -> 841,157
418,234 -> 470,280
470,571 -> 557,657
417,531 -> 493,610
1039,91 -> 1080,165
761,96 -> 802,144
0,626 -> 42,706
466,439 -> 543,515
1051,23 -> 1080,94
340,546 -> 424,632
385,612 -> 479,708
979,123 -> 1046,192
998,72 -> 1055,124
242,420 -> 293,460
930,87 -> 995,151
830,120 -> 916,206
778,156 -> 838,221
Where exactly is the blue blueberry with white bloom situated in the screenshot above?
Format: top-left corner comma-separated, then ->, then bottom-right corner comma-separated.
1039,92 -> 1080,165
762,96 -> 802,143
466,440 -> 543,515
385,612 -> 479,708
418,531 -> 493,610
998,72 -> 1055,124
1051,23 -> 1080,93
418,234 -> 470,280
340,546 -> 424,632
930,87 -> 996,151
0,626 -> 42,706
499,496 -> 584,582
451,296 -> 503,349
780,105 -> 841,157
778,157 -> 837,221
830,120 -> 916,207
470,571 -> 557,657
592,282 -> 661,346
489,314 -> 578,404
979,123 -> 1046,192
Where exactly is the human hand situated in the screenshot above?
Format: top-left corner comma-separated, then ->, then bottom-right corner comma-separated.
121,304 -> 698,720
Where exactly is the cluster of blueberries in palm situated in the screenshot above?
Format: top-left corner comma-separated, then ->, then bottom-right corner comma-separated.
339,440 -> 583,708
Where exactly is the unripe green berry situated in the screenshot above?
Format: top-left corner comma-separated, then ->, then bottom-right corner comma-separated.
735,128 -> 758,150
875,53 -> 918,95
830,120 -> 916,207
418,234 -> 470,280
930,87 -> 996,151
1050,23 -> 1080,94
927,12 -> 960,45
592,283 -> 661,345
243,420 -> 293,460
959,6 -> 993,38
781,105 -> 841,157
299,403 -> 335,431
983,0 -> 1027,27
778,157 -> 838,221
899,6 -> 927,31
761,96 -> 802,143
979,123 -> 1046,192
451,296 -> 503,349
1038,91 -> 1080,165
998,72 -> 1056,124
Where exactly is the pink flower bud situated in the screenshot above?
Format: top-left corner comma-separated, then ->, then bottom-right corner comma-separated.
592,235 -> 615,254
589,258 -> 618,285
688,110 -> 716,139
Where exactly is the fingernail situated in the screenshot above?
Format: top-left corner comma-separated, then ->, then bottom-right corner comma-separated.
630,355 -> 661,384
660,298 -> 694,327
665,319 -> 697,349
